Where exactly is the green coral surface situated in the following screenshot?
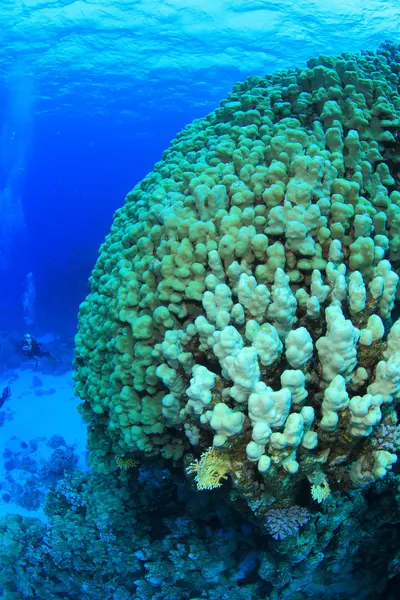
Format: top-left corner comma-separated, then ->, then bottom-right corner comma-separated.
73,42 -> 400,521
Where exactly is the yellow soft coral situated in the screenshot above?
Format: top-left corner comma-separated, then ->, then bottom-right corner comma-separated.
309,471 -> 331,503
186,447 -> 230,490
115,456 -> 139,470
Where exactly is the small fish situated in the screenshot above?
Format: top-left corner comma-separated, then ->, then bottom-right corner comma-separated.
0,386 -> 11,409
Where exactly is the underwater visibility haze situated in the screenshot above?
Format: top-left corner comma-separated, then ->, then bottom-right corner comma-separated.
2,1 -> 400,599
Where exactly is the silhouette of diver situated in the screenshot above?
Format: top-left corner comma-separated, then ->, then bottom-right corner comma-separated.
0,386 -> 11,409
18,333 -> 53,368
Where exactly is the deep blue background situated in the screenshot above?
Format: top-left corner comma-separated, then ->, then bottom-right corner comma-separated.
0,95 -> 212,336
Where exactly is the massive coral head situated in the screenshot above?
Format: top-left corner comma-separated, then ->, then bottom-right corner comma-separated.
74,41 -> 400,522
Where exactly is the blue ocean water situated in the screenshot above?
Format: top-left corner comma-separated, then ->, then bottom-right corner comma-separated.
1,0 -> 399,334
1,1 -> 400,599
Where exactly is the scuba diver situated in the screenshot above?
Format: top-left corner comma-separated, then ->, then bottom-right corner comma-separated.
17,333 -> 53,368
0,386 -> 11,409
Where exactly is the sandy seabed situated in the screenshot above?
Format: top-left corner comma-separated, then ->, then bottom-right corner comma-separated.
0,364 -> 87,520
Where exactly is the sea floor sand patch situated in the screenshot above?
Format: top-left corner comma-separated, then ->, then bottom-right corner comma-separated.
0,367 -> 87,521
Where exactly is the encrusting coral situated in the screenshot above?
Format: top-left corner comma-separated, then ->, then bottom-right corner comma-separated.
73,41 -> 400,525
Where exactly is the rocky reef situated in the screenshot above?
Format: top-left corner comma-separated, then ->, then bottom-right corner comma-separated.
0,465 -> 399,599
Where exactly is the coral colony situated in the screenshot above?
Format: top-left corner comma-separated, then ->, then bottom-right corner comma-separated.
74,42 -> 400,516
